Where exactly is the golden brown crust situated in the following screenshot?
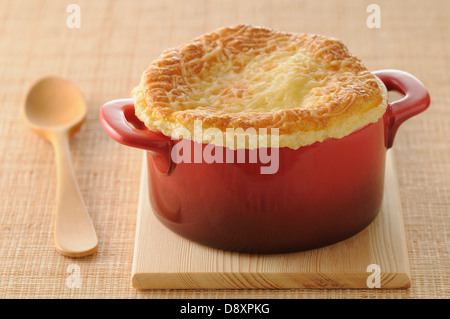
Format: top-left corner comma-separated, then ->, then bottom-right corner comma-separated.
133,25 -> 386,149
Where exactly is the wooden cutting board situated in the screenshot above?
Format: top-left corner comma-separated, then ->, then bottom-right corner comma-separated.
131,151 -> 411,289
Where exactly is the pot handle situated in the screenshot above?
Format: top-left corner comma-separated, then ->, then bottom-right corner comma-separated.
100,99 -> 173,174
373,70 -> 430,148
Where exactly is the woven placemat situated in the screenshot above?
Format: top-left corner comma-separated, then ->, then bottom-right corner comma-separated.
0,0 -> 448,299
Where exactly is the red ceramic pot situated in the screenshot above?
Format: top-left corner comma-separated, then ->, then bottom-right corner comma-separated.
100,70 -> 430,253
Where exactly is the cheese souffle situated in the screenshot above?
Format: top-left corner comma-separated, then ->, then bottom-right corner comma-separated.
132,24 -> 387,149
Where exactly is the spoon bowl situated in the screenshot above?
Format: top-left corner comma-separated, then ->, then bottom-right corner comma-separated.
24,77 -> 87,139
23,76 -> 98,257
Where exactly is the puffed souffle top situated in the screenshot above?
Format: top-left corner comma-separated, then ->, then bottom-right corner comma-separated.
132,25 -> 387,149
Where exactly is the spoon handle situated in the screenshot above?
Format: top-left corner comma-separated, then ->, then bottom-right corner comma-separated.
51,131 -> 98,257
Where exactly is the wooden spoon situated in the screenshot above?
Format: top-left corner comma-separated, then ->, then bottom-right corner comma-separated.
23,76 -> 98,257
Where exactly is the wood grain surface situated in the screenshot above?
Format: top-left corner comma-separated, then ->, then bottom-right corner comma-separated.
132,152 -> 411,290
0,0 -> 448,298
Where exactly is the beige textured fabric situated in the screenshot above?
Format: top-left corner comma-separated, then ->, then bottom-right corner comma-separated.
0,0 -> 448,298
